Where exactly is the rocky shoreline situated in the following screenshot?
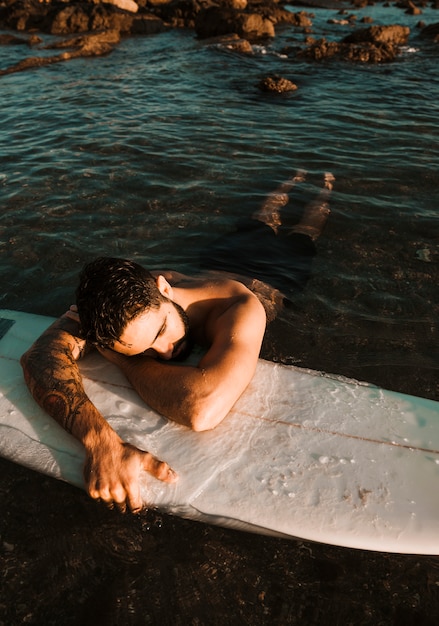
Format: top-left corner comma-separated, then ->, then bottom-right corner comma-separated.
0,0 -> 438,81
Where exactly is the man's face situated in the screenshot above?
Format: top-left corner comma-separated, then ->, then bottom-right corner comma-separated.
113,300 -> 191,361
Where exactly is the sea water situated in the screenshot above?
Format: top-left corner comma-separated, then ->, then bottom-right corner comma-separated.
1,3 -> 438,623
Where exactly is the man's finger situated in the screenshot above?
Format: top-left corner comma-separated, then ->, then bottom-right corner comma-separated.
114,500 -> 127,514
63,310 -> 80,323
126,489 -> 143,514
110,485 -> 131,514
142,453 -> 178,483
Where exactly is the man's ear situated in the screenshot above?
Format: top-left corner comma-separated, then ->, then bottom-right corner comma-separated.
156,275 -> 173,299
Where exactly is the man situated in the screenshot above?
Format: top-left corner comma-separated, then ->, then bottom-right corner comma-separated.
20,170 -> 333,513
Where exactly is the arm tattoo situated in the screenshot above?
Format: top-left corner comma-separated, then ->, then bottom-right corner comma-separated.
22,330 -> 89,435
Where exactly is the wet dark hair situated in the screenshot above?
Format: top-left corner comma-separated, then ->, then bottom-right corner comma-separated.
76,257 -> 165,348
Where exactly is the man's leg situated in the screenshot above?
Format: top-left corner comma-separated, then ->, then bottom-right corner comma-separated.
252,169 -> 307,234
200,170 -> 334,300
288,172 -> 335,242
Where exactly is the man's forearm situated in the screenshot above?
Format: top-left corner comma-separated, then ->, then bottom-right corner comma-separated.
101,351 -> 225,431
121,356 -> 209,427
20,323 -> 178,510
20,325 -> 113,444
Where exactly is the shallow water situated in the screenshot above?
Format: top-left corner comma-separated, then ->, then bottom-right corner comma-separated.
1,3 -> 439,624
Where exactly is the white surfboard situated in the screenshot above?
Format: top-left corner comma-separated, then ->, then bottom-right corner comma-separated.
1,309 -> 438,554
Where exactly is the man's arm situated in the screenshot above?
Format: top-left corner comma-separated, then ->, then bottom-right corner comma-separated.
20,316 -> 177,511
100,290 -> 266,431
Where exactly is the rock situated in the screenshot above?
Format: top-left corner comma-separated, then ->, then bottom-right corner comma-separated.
88,0 -> 139,11
342,42 -> 402,62
342,25 -> 410,46
420,21 -> 439,41
0,33 -> 30,45
0,0 -> 49,31
204,33 -> 254,53
224,0 -> 248,9
155,0 -> 205,29
0,1 -> 156,35
0,0 -> 430,74
0,32 -> 42,46
139,0 -> 172,5
259,74 -> 298,93
195,7 -> 275,40
394,0 -> 423,9
104,0 -> 139,12
299,25 -> 410,63
3,541 -> 15,553
0,29 -> 120,76
50,4 -> 91,34
257,7 -> 312,29
28,34 -> 43,45
131,13 -> 166,35
44,28 -> 121,50
299,38 -> 341,61
159,0 -> 311,34
49,3 -> 137,35
405,1 -> 422,14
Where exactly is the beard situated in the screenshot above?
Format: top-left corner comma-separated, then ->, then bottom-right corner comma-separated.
169,301 -> 194,361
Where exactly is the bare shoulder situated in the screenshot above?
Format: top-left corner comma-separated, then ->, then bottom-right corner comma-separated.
151,269 -> 193,284
153,269 -> 254,297
201,278 -> 267,347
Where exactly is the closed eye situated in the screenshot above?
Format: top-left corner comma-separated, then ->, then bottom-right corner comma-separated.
136,316 -> 168,356
154,316 -> 167,342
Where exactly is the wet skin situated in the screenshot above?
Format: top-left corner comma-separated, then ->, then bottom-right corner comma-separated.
20,271 -> 266,513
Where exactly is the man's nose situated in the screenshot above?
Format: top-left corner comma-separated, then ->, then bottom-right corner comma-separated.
154,338 -> 174,360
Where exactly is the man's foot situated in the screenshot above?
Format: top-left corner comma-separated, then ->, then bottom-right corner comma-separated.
290,169 -> 307,186
324,172 -> 335,192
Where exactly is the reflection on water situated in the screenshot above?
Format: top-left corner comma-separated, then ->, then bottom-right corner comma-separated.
1,4 -> 439,624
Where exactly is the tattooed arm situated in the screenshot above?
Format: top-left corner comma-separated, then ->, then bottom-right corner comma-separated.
20,315 -> 177,512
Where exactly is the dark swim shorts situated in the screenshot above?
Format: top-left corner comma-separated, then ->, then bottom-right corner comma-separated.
200,218 -> 316,295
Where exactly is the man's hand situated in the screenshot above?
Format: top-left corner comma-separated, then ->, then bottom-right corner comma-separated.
83,428 -> 178,513
64,304 -> 80,323
60,306 -> 88,360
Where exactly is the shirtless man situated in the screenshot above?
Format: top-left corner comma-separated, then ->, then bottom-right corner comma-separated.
20,170 -> 333,513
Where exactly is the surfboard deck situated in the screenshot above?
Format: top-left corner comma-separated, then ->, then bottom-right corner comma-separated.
1,308 -> 438,554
